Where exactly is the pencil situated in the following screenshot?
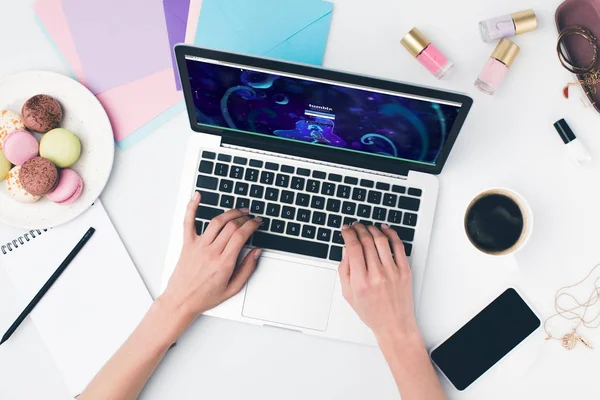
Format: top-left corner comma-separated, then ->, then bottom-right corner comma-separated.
0,227 -> 96,346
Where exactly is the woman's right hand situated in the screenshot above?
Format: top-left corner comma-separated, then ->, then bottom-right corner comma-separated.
339,223 -> 419,341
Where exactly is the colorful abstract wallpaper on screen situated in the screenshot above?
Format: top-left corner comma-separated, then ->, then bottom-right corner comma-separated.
187,58 -> 461,165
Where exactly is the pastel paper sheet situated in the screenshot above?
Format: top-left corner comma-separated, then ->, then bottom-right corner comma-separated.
184,0 -> 204,44
163,0 -> 192,90
61,0 -> 173,95
34,0 -> 184,149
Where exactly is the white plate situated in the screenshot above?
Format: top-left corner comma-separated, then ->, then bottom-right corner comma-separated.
0,71 -> 114,229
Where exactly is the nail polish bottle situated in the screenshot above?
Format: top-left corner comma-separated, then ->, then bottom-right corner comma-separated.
479,9 -> 537,43
401,28 -> 454,79
475,39 -> 520,95
554,118 -> 592,166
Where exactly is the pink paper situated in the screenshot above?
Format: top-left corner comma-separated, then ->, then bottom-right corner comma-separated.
184,0 -> 203,44
34,0 -> 183,143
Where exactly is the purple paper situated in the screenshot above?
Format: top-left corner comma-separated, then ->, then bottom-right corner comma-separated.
163,0 -> 190,90
61,0 -> 173,95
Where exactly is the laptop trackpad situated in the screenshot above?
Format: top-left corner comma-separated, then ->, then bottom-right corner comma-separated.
242,256 -> 336,332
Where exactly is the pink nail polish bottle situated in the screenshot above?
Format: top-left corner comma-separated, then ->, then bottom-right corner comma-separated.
475,39 -> 520,95
401,28 -> 454,79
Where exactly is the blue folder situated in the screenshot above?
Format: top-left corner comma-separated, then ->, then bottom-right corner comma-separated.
194,0 -> 333,66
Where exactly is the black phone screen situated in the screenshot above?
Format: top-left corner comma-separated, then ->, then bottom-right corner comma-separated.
430,289 -> 540,391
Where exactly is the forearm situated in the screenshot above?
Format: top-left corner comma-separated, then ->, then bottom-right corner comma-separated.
79,297 -> 192,400
377,327 -> 446,400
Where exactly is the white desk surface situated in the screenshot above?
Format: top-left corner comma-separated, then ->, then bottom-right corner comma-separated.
1,0 -> 599,398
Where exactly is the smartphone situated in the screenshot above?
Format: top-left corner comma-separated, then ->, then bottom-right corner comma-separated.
430,288 -> 541,391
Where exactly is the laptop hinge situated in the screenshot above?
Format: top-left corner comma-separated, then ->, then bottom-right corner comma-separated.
221,143 -> 409,180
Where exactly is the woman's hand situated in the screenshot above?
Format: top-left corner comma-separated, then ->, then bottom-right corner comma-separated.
160,192 -> 263,329
339,223 -> 418,341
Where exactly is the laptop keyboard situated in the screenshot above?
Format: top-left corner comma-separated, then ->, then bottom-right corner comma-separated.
195,150 -> 422,262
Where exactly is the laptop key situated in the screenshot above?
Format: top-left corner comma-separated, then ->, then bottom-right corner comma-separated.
281,165 -> 295,174
252,231 -> 328,259
230,166 -> 244,180
251,200 -> 265,215
403,213 -> 418,227
329,173 -> 342,182
295,193 -> 310,207
250,185 -> 264,198
202,151 -> 216,160
275,174 -> 290,188
197,175 -> 218,190
265,162 -> 279,171
357,204 -> 371,218
326,199 -> 341,213
281,206 -> 295,220
291,177 -> 305,191
317,228 -> 332,242
260,171 -> 275,185
195,220 -> 204,235
327,214 -> 342,228
302,225 -> 317,239
368,190 -> 382,205
258,217 -> 270,231
311,196 -> 326,210
390,225 -> 415,242
398,196 -> 421,212
235,182 -> 249,196
219,179 -> 234,193
220,195 -> 235,209
313,171 -> 326,179
249,159 -> 263,168
342,201 -> 356,215
265,187 -> 279,201
271,219 -> 285,233
388,210 -> 403,224
286,222 -> 301,236
266,203 -> 281,217
360,220 -> 373,226
196,206 -> 224,220
322,182 -> 336,196
376,182 -> 390,191
281,190 -> 295,204
383,193 -> 397,207
215,163 -> 229,177
236,197 -> 250,209
343,217 -> 357,226
307,179 -> 320,193
360,179 -> 374,188
297,208 -> 311,222
408,188 -> 422,197
403,242 -> 413,257
352,188 -> 367,202
329,246 -> 343,262
312,211 -> 326,225
217,154 -> 232,162
199,160 -> 214,174
198,191 -> 219,206
245,168 -> 259,182
233,156 -> 247,165
373,207 -> 387,221
392,185 -> 406,194
344,176 -> 358,185
297,168 -> 311,177
337,185 -> 351,199
332,231 -> 344,244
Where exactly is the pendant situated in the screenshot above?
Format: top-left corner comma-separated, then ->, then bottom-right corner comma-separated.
561,330 -> 593,350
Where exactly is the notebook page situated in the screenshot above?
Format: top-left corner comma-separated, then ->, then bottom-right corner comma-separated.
0,201 -> 153,396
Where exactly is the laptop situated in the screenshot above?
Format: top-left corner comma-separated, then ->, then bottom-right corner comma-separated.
162,46 -> 473,346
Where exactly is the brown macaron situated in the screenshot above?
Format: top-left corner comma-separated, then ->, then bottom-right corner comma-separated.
19,157 -> 59,196
21,94 -> 63,133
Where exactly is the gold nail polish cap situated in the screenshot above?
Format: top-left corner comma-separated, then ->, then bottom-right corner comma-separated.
511,9 -> 538,35
401,28 -> 431,58
491,39 -> 520,67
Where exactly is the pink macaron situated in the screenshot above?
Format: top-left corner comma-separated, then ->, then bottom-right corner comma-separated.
2,130 -> 39,165
46,169 -> 83,204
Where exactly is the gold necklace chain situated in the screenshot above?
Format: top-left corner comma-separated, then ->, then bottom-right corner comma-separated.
543,264 -> 600,350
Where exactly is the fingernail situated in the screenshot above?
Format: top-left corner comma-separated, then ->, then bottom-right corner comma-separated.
254,249 -> 263,259
240,208 -> 250,213
192,191 -> 200,201
342,224 -> 349,230
352,221 -> 359,226
254,216 -> 263,222
382,224 -> 390,229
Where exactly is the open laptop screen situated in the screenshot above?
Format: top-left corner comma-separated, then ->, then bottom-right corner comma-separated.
185,55 -> 463,167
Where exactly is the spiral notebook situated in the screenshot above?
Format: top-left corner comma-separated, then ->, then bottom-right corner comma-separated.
0,201 -> 153,397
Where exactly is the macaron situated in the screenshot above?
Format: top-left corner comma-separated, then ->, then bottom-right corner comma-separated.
46,169 -> 83,204
39,128 -> 81,168
2,130 -> 39,166
0,109 -> 25,148
19,157 -> 58,196
0,149 -> 11,181
21,94 -> 63,133
6,166 -> 41,203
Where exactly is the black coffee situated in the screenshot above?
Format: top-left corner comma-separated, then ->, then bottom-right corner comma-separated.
465,193 -> 525,254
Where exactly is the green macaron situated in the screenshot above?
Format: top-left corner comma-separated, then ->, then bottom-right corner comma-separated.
40,128 -> 81,168
0,148 -> 11,181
